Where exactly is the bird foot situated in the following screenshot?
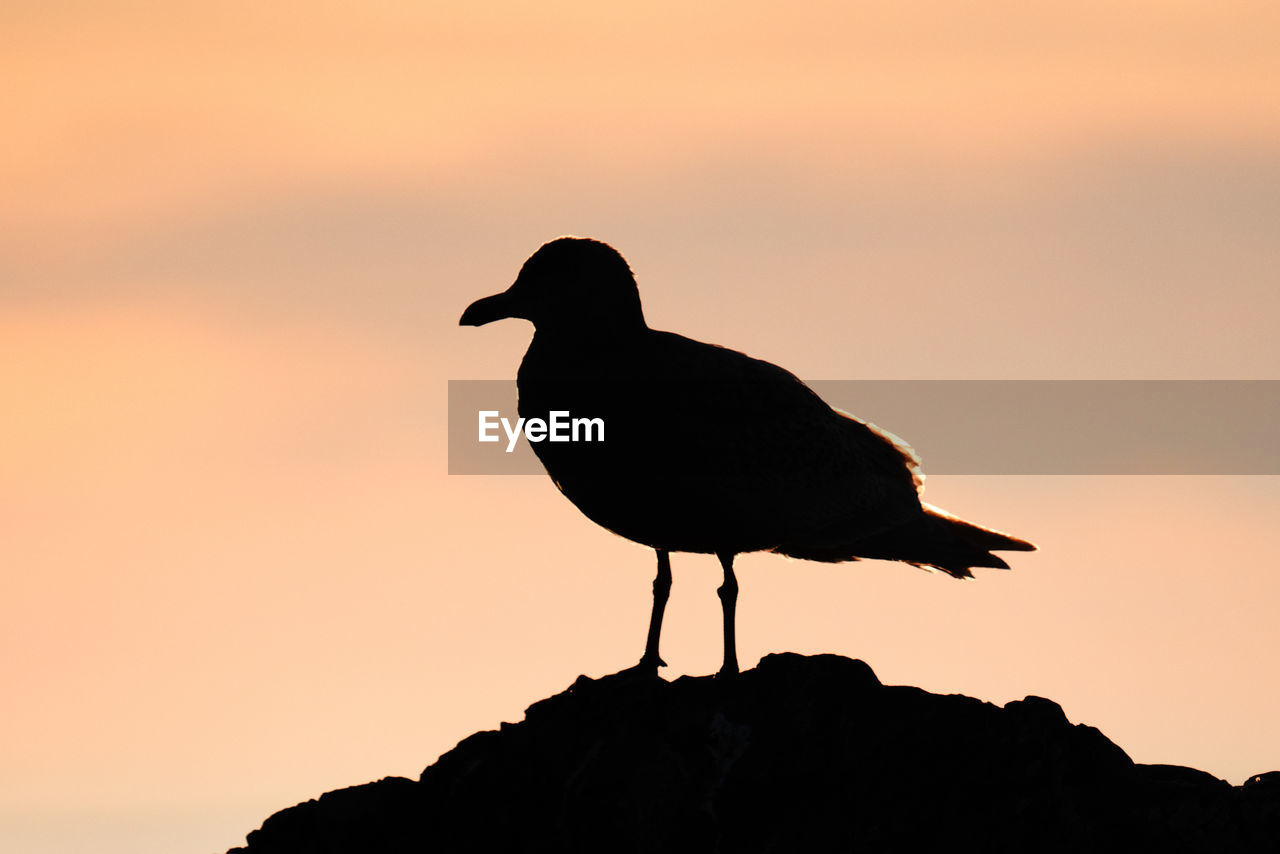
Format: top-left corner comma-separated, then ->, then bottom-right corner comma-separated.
615,656 -> 666,680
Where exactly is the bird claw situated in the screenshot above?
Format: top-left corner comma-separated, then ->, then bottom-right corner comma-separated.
613,658 -> 665,681
635,651 -> 667,670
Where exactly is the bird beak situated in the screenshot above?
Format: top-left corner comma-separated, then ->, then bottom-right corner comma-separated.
459,288 -> 523,327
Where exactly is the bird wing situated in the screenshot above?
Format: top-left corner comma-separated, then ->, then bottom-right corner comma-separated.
516,328 -> 928,554
623,332 -> 927,549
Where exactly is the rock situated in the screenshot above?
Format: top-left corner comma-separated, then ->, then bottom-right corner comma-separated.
230,654 -> 1280,853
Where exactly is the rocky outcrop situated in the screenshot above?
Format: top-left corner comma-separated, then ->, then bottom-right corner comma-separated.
232,653 -> 1280,852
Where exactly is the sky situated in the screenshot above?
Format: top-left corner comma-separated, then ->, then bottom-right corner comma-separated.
3,2 -> 1279,852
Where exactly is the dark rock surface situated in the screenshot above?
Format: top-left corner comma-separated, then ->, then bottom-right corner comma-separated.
231,653 -> 1280,853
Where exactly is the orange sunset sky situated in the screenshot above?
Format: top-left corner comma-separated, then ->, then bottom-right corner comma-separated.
3,3 -> 1279,852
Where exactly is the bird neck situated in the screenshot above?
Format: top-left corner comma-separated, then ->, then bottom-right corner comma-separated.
533,313 -> 649,344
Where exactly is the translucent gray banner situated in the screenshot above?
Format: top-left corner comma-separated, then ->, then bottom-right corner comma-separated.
447,380 -> 1280,475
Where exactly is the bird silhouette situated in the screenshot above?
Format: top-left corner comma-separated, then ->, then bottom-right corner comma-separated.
460,236 -> 1035,676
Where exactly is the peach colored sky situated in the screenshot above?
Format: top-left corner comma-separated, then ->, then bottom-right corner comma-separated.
3,3 -> 1279,852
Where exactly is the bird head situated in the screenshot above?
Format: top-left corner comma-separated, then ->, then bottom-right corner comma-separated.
460,237 -> 647,335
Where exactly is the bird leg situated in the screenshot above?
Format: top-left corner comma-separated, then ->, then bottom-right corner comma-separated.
637,549 -> 672,670
716,552 -> 740,676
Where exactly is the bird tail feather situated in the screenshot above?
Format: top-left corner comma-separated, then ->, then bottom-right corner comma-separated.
775,504 -> 1034,579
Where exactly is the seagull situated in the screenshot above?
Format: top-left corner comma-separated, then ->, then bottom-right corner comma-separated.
460,236 -> 1034,676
